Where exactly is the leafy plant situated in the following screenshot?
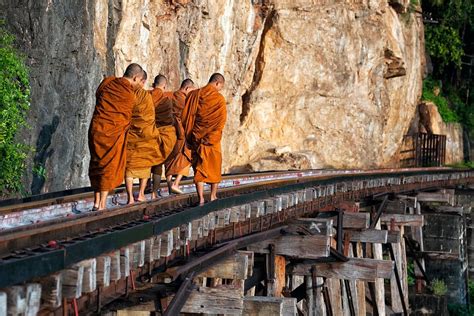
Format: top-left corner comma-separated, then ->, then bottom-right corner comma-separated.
0,21 -> 31,195
431,278 -> 448,296
425,24 -> 464,68
422,77 -> 459,123
407,260 -> 415,286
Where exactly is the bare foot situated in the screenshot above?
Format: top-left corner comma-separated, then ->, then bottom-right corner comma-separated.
127,199 -> 135,205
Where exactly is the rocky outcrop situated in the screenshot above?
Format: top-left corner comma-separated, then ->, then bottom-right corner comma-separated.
0,0 -> 429,193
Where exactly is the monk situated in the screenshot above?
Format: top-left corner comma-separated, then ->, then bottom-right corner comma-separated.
164,79 -> 196,194
149,74 -> 167,198
125,72 -> 176,203
181,73 -> 227,205
88,63 -> 145,210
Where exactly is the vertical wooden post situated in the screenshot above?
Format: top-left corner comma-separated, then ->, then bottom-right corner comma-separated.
373,221 -> 386,315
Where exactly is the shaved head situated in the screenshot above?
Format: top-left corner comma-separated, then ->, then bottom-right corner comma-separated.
209,73 -> 225,84
153,74 -> 168,89
123,63 -> 144,79
180,79 -> 195,89
142,70 -> 148,81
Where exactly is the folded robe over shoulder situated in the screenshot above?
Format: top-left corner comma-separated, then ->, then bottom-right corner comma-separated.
88,76 -> 135,191
181,84 -> 227,184
164,90 -> 191,177
126,89 -> 176,172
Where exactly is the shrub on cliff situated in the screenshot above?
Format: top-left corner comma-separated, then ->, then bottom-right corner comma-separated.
0,22 -> 31,195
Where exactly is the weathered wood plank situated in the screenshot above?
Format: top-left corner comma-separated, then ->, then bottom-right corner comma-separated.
82,258 -> 97,293
380,214 -> 424,227
243,296 -> 283,315
327,278 -> 343,316
5,286 -> 26,315
282,297 -> 297,316
62,264 -> 84,299
290,218 -> 334,236
330,212 -> 369,229
120,247 -> 132,277
387,230 -> 401,243
110,250 -> 121,281
290,258 -> 393,280
348,229 -> 388,243
0,292 -> 6,316
182,285 -> 243,314
25,283 -> 41,316
40,273 -> 62,308
373,221 -> 385,315
197,252 -> 248,279
97,255 -> 111,287
247,235 -> 330,259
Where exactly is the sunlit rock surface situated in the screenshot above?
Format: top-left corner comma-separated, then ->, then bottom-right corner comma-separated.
1,0 -> 459,194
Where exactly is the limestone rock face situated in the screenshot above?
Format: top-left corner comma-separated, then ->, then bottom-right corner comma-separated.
0,0 -> 439,193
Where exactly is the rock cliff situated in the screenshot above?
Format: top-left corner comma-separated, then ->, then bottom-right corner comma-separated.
0,0 -> 453,193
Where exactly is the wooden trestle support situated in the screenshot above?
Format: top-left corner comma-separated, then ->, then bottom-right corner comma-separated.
0,170 -> 472,315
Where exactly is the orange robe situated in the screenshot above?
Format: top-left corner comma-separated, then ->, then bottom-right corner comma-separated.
164,90 -> 191,177
181,84 -> 227,183
126,89 -> 175,175
88,77 -> 135,191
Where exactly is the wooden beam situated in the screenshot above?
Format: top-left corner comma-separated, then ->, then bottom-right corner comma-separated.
243,296 -> 284,315
290,218 -> 334,236
40,273 -> 62,308
197,251 -> 249,280
387,230 -> 401,243
290,258 -> 393,281
348,229 -> 388,243
282,297 -> 297,316
97,255 -> 111,287
0,292 -> 6,316
417,192 -> 454,204
247,235 -> 330,259
331,212 -> 370,229
181,285 -> 243,314
25,283 -> 41,315
380,214 -> 424,227
373,221 -> 386,315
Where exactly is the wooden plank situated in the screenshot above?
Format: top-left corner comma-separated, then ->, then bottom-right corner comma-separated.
82,259 -> 97,293
274,255 -> 286,297
373,221 -> 385,315
291,218 -> 334,236
0,292 -> 6,316
250,201 -> 264,218
247,235 -> 330,259
110,250 -> 121,281
355,242 -> 366,316
387,230 -> 401,243
327,278 -> 343,315
380,214 -> 424,227
62,264 -> 84,299
282,297 -> 297,316
416,192 -> 453,204
40,273 -> 62,308
5,286 -> 26,315
291,258 -> 393,280
314,276 -> 326,315
197,252 -> 248,279
97,255 -> 111,287
330,212 -> 369,229
25,283 -> 41,316
120,247 -> 132,277
243,296 -> 284,315
182,285 -> 243,314
348,229 -> 388,243
305,276 -> 313,315
160,230 -> 173,257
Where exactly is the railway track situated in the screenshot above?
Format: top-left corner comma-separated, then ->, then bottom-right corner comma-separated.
0,167 -> 472,315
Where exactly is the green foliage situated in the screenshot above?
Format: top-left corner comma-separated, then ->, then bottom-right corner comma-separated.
422,77 -> 459,123
447,161 -> 474,169
425,24 -> 464,68
0,21 -> 31,195
431,278 -> 448,296
448,303 -> 471,316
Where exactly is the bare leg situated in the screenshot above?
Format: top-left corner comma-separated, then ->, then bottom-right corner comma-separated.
137,178 -> 148,201
210,183 -> 218,201
151,173 -> 161,199
125,177 -> 134,204
93,191 -> 100,209
172,174 -> 184,189
195,182 -> 205,205
166,175 -> 173,193
98,191 -> 109,210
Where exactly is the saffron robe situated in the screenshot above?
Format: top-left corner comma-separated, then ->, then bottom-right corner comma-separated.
181,84 -> 227,183
88,77 -> 135,191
